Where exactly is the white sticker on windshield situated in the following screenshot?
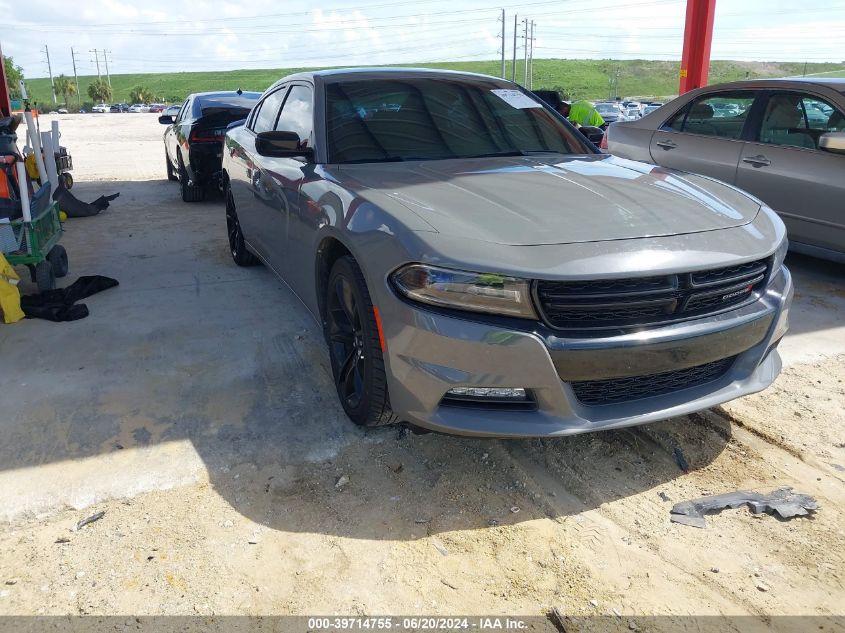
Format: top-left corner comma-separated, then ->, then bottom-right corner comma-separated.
490,89 -> 542,109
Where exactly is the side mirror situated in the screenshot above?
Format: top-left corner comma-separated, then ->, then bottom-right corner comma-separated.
158,115 -> 175,125
255,131 -> 313,159
579,125 -> 605,145
819,131 -> 845,154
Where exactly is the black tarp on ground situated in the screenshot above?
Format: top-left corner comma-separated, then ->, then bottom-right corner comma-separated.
20,275 -> 119,321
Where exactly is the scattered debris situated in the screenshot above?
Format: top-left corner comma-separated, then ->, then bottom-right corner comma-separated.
628,620 -> 639,631
589,598 -> 598,607
755,581 -> 769,592
432,538 -> 449,556
386,461 -> 403,473
440,579 -> 458,590
547,607 -> 567,633
414,518 -> 430,524
612,607 -> 622,618
658,491 -> 671,502
5,579 -> 18,586
74,511 -> 105,531
55,537 -> 71,544
670,487 -> 818,528
510,506 -> 520,514
829,463 -> 845,472
222,519 -> 234,529
335,474 -> 350,490
673,447 -> 690,473
75,571 -> 86,579
710,567 -> 720,573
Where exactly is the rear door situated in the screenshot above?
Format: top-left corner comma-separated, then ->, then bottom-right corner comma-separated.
735,90 -> 845,254
648,90 -> 758,185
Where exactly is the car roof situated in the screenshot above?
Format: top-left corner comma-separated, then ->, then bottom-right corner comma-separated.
188,90 -> 262,99
264,67 -> 510,92
696,77 -> 845,94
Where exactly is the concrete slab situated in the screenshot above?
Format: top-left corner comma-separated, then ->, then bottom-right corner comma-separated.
0,179 -> 362,524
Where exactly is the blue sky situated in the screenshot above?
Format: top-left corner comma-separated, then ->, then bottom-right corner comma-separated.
3,0 -> 844,79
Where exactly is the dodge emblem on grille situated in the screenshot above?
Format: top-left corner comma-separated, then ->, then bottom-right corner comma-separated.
722,285 -> 753,302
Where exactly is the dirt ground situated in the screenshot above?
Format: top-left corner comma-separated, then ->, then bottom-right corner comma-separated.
1,113 -> 844,630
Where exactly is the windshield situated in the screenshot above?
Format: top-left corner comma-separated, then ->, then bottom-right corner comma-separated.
325,77 -> 591,163
595,104 -> 619,114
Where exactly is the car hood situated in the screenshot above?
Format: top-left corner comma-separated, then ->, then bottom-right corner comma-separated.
336,155 -> 760,246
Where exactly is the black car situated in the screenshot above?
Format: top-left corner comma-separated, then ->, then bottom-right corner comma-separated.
160,90 -> 261,202
110,103 -> 129,113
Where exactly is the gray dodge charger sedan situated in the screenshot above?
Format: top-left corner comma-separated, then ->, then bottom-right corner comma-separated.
221,68 -> 792,437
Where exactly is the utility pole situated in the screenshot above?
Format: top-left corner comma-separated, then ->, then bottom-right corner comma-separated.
90,48 -> 101,79
103,50 -> 112,88
71,48 -> 81,106
499,9 -> 506,79
511,14 -> 517,82
528,21 -> 535,90
523,18 -> 528,86
43,44 -> 56,103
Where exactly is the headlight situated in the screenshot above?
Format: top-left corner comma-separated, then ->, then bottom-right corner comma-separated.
391,264 -> 537,319
771,235 -> 789,278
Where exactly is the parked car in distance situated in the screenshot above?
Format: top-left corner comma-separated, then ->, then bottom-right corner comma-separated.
92,103 -> 110,113
149,103 -> 165,113
110,103 -> 130,113
56,108 -> 68,114
129,103 -> 150,113
608,78 -> 845,262
595,102 -> 627,124
221,68 -> 791,437
160,90 -> 261,202
163,104 -> 181,117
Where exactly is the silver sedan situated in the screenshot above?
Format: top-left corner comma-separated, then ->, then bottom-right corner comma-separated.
608,78 -> 845,262
221,68 -> 790,437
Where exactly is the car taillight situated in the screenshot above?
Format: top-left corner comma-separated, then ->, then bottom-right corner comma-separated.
189,130 -> 224,143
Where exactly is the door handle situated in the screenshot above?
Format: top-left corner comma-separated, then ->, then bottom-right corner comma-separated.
656,140 -> 677,150
742,155 -> 771,167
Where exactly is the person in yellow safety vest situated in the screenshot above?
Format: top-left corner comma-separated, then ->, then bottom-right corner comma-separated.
560,100 -> 605,128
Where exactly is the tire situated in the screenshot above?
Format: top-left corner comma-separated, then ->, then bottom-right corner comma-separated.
325,255 -> 399,427
225,189 -> 259,267
165,152 -> 177,182
47,244 -> 69,278
61,172 -> 74,189
178,156 -> 205,202
35,260 -> 56,292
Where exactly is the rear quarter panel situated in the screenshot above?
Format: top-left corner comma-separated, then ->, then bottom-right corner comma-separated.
607,122 -> 655,162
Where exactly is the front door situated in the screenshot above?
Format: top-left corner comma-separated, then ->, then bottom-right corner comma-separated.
735,91 -> 845,254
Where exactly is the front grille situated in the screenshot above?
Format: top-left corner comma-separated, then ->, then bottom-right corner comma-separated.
570,356 -> 736,406
535,259 -> 769,331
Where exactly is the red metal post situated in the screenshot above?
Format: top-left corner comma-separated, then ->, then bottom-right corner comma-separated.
679,0 -> 716,94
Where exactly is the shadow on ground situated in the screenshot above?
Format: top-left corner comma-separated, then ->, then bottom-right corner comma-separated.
3,179 -> 839,539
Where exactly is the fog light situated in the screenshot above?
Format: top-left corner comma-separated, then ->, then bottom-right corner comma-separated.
447,387 -> 527,400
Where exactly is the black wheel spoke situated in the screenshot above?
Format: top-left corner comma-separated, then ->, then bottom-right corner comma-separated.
327,269 -> 369,412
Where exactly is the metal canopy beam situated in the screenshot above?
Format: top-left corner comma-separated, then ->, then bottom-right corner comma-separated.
679,0 -> 716,94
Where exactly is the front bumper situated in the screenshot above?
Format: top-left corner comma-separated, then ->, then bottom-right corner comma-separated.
381,266 -> 792,437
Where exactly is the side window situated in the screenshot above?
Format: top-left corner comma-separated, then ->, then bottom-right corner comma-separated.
758,93 -> 840,150
176,99 -> 190,123
663,92 -> 755,139
275,85 -> 314,147
251,88 -> 287,133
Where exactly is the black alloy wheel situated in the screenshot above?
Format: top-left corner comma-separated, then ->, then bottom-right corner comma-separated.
225,190 -> 259,267
325,256 -> 398,427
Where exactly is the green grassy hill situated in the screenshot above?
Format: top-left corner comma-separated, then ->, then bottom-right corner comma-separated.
24,58 -> 845,108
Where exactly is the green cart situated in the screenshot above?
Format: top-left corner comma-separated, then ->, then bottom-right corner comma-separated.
0,198 -> 68,292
